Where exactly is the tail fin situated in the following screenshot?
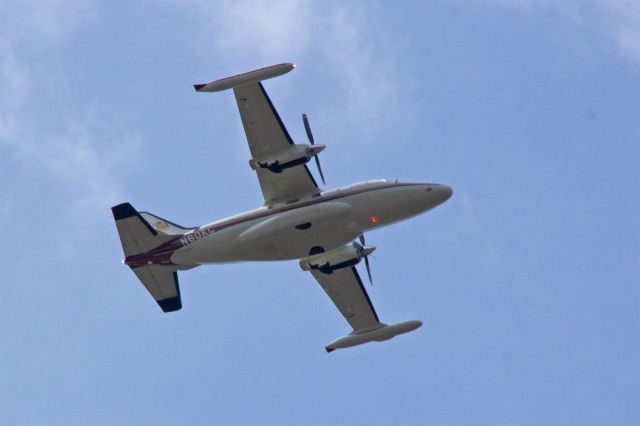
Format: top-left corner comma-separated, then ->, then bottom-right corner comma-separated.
111,202 -> 183,312
111,203 -> 174,256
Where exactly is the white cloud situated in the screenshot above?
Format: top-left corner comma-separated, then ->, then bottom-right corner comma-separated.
0,40 -> 27,151
205,0 -> 312,62
318,7 -> 410,139
7,116 -> 141,212
483,0 -> 640,65
0,1 -> 136,234
0,0 -> 97,45
188,1 -> 409,138
600,0 -> 640,63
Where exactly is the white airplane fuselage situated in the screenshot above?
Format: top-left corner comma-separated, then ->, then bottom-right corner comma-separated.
140,180 -> 452,268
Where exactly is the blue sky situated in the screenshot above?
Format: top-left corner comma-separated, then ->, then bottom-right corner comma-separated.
1,1 -> 638,425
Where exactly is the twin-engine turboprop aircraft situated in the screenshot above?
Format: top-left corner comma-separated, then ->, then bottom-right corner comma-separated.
112,63 -> 452,352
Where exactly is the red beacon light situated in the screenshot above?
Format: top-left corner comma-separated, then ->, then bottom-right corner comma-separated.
370,216 -> 378,223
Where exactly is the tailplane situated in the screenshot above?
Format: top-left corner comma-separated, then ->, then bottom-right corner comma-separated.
111,202 -> 184,312
131,266 -> 182,312
139,211 -> 195,236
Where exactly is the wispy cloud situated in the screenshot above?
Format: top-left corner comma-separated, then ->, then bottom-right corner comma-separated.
315,6 -> 405,136
0,39 -> 28,139
0,0 -> 97,45
188,1 -> 410,138
483,0 -> 640,65
0,1 -> 138,234
600,0 -> 640,63
203,0 -> 312,62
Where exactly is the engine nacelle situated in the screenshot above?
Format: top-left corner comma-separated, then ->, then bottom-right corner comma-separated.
300,243 -> 375,274
249,143 -> 325,173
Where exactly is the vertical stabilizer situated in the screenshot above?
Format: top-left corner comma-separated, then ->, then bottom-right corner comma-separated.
112,203 -> 173,256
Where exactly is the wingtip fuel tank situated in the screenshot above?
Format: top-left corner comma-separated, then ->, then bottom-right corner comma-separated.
325,320 -> 422,353
194,63 -> 295,93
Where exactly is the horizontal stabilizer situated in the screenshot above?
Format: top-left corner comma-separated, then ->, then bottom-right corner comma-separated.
139,211 -> 195,236
131,266 -> 182,312
325,320 -> 422,353
194,63 -> 295,93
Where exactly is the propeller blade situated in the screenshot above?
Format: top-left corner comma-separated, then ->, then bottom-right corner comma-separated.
302,114 -> 314,145
364,255 -> 372,285
356,236 -> 373,285
314,156 -> 325,185
303,113 -> 325,184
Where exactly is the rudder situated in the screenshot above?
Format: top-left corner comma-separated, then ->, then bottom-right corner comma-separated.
112,202 -> 172,256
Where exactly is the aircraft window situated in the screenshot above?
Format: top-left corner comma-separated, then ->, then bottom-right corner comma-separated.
342,180 -> 387,190
343,183 -> 360,189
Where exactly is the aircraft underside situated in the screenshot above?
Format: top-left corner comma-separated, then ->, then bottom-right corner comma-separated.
111,62 -> 453,352
175,224 -> 359,264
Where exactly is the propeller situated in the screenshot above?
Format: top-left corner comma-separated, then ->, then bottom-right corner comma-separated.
302,113 -> 325,185
355,234 -> 374,285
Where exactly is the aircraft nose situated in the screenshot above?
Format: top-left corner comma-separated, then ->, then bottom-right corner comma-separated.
438,185 -> 453,202
407,183 -> 453,214
429,184 -> 452,205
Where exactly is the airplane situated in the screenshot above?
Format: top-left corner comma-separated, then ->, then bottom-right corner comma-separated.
111,63 -> 452,353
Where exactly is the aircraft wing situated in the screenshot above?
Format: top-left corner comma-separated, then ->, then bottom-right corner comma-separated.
310,266 -> 383,333
232,82 -> 319,204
